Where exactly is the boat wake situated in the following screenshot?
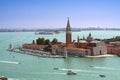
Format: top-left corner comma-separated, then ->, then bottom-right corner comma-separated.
89,65 -> 119,70
9,78 -> 20,80
38,72 -> 66,75
52,72 -> 66,75
59,68 -> 99,73
0,60 -> 21,64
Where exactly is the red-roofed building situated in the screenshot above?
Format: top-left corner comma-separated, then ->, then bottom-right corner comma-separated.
52,18 -> 107,56
22,18 -> 107,57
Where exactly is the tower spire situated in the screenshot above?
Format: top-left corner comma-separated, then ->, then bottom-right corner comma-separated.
66,17 -> 72,44
67,17 -> 70,28
66,17 -> 71,32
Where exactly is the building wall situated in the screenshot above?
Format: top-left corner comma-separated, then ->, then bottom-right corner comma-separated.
110,41 -> 120,46
22,44 -> 47,51
66,33 -> 71,44
93,42 -> 107,56
107,44 -> 120,54
78,43 -> 88,48
52,45 -> 58,54
52,45 -> 65,55
67,49 -> 91,56
52,45 -> 91,56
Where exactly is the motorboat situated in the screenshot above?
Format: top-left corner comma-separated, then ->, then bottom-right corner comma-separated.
99,74 -> 106,77
66,70 -> 77,75
53,68 -> 59,70
89,65 -> 94,67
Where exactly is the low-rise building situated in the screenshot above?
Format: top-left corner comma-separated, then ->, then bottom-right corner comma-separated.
52,39 -> 107,56
22,44 -> 47,51
107,44 -> 120,54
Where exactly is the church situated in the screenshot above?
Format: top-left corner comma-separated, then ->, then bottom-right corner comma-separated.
52,18 -> 107,57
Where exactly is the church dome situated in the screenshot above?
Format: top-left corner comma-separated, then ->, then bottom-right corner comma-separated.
86,33 -> 93,42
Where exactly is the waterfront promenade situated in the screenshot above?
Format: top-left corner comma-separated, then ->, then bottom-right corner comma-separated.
85,54 -> 114,58
7,48 -> 64,58
7,48 -> 114,58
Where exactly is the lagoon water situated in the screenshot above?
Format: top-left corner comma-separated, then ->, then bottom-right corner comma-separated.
0,31 -> 120,80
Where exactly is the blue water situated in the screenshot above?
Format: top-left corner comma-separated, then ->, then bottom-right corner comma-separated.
0,31 -> 120,80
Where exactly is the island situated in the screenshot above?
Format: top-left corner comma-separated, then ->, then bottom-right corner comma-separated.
8,18 -> 119,58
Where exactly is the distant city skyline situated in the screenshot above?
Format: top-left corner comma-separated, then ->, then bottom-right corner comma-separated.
0,0 -> 120,29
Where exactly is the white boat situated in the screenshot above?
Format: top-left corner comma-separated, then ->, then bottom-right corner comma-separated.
66,70 -> 77,75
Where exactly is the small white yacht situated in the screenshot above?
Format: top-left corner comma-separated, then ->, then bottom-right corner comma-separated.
66,70 -> 77,75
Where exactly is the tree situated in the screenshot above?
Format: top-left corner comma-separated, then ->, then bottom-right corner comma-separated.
101,36 -> 120,44
36,37 -> 45,45
45,39 -> 50,45
40,37 -> 45,44
32,40 -> 35,44
52,38 -> 58,44
43,44 -> 52,52
36,38 -> 41,45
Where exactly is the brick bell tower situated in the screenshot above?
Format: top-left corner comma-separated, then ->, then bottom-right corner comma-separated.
66,18 -> 72,44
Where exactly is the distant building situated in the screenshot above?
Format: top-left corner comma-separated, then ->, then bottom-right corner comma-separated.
52,18 -> 107,56
107,42 -> 120,54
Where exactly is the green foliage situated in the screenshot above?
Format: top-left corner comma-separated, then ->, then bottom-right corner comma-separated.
40,37 -> 45,44
32,40 -> 35,44
102,36 -> 120,43
36,37 -> 45,45
43,44 -> 52,52
36,38 -> 40,45
94,38 -> 101,41
36,37 -> 60,45
52,38 -> 58,44
45,39 -> 50,45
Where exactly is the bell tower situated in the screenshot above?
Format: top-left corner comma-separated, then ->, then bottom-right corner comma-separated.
66,18 -> 72,44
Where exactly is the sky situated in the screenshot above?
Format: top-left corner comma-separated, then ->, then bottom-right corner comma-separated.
0,0 -> 120,29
